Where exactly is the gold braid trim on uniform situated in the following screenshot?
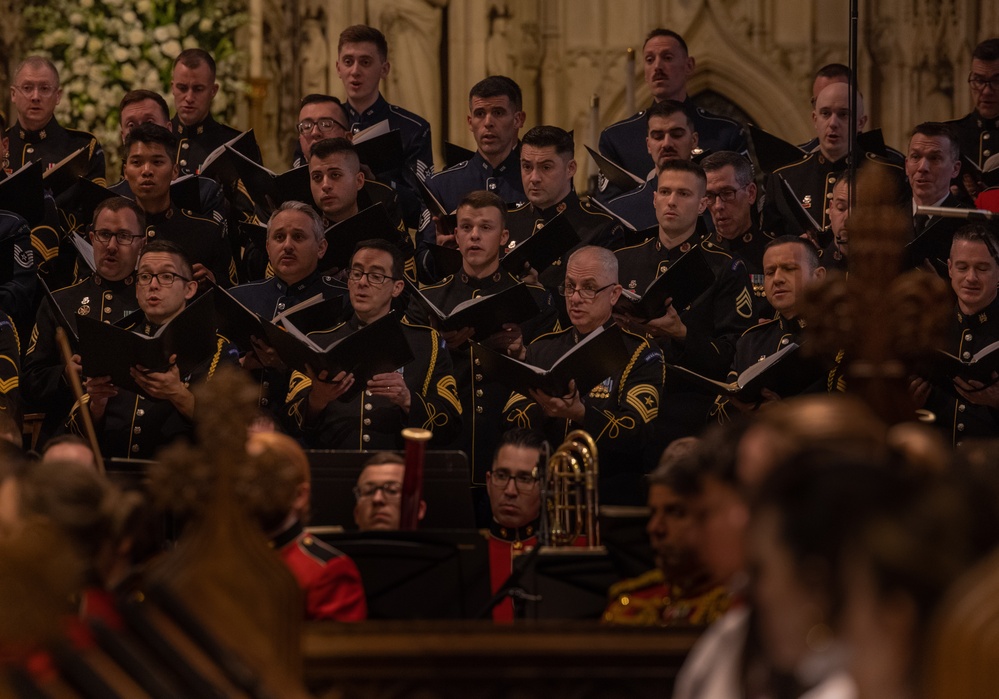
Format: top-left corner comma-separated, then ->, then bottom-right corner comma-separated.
594,411 -> 636,441
735,287 -> 754,319
437,375 -> 462,414
420,400 -> 449,430
617,340 -> 649,402
206,337 -> 225,379
27,325 -> 38,355
31,227 -> 60,261
422,332 -> 439,395
827,349 -> 845,393
286,371 -> 311,428
0,376 -> 18,394
625,384 -> 659,423
404,257 -> 418,284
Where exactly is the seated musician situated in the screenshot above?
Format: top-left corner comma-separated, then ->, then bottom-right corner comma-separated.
716,236 -> 828,417
603,438 -> 729,626
484,428 -> 547,623
23,197 -> 144,444
229,201 -> 347,416
352,451 -> 426,531
286,240 -> 462,450
503,246 -> 665,506
307,137 -> 415,282
911,224 -> 999,446
247,430 -> 366,621
405,190 -> 558,520
68,241 -> 237,459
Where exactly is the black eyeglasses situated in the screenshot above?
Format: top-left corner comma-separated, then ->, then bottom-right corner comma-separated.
557,282 -> 615,300
705,185 -> 748,205
93,229 -> 145,246
353,481 -> 403,501
968,75 -> 999,91
490,470 -> 538,493
347,268 -> 398,286
136,272 -> 191,287
297,118 -> 348,134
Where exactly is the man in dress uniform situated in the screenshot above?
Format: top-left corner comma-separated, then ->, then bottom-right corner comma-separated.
598,29 -> 746,189
229,201 -> 348,416
946,39 -> 999,186
353,451 -> 426,531
603,438 -> 729,626
614,159 -> 754,455
336,24 -> 434,230
503,246 -> 665,505
292,94 -> 350,168
602,99 -> 700,232
821,172 -> 850,272
123,123 -> 236,287
405,191 -> 557,519
248,430 -> 367,621
286,239 -> 462,451
701,150 -> 773,320
23,197 -> 144,443
905,122 -> 970,276
797,63 -> 852,151
0,201 -> 36,336
912,224 -> 999,446
505,125 -> 623,318
484,428 -> 547,622
418,76 -> 527,281
169,48 -> 262,177
68,241 -> 237,459
763,82 -> 906,239
6,56 -> 106,184
308,137 -> 414,281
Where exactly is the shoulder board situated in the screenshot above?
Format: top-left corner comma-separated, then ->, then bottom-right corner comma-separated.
297,533 -> 344,565
604,111 -> 647,131
864,151 -> 903,170
435,160 -> 472,176
507,201 -> 531,214
529,326 -> 571,344
580,200 -> 614,221
608,568 -> 665,597
772,152 -> 815,173
740,317 -> 778,338
367,179 -> 396,195
306,320 -> 348,338
232,278 -> 272,291
419,275 -> 453,291
178,209 -> 215,225
387,103 -> 431,129
63,126 -> 99,140
402,317 -> 440,337
614,236 -> 656,255
701,240 -> 733,260
694,107 -> 740,128
52,276 -> 92,296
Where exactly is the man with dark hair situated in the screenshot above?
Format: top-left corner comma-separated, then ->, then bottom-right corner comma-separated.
485,427 -> 548,622
615,160 -> 754,453
68,241 -> 237,458
123,123 -> 236,287
352,451 -> 426,531
23,197 -> 145,443
170,48 -> 262,176
602,99 -> 700,231
905,122 -> 969,275
598,29 -> 746,184
292,94 -> 350,168
307,137 -> 414,280
701,151 -> 772,318
946,38 -> 999,176
506,125 -> 623,304
912,224 -> 999,445
503,246 -> 665,506
418,76 -> 527,281
406,190 -> 557,513
336,25 -> 434,231
6,55 -> 106,184
287,239 -> 462,451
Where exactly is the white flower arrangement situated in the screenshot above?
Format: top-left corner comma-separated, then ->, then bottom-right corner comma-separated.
25,0 -> 248,177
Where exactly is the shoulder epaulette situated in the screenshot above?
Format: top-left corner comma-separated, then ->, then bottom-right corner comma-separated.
608,568 -> 666,598
296,533 -> 344,565
739,317 -> 779,338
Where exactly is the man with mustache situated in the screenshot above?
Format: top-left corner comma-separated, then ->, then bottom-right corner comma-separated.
598,29 -> 746,193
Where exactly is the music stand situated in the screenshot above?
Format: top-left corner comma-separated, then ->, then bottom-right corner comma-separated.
513,547 -> 619,621
305,449 -> 474,529
316,530 -> 491,619
599,505 -> 655,578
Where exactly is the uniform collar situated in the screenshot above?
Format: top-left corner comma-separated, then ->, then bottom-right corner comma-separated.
270,519 -> 304,550
173,114 -> 216,137
93,273 -> 136,291
712,217 -> 758,249
459,268 -> 504,288
144,204 -> 178,223
345,94 -> 389,126
972,111 -> 999,129
275,268 -> 320,295
18,117 -> 60,143
490,518 -> 539,543
778,314 -> 806,333
534,190 -> 578,220
957,296 -> 999,327
472,143 -> 521,176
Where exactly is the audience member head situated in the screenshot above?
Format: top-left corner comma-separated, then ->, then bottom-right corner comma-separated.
562,246 -> 622,334
487,428 -> 547,530
297,94 -> 349,160
10,56 -> 61,131
642,29 -> 694,102
906,122 -> 961,206
119,89 -> 171,141
171,48 -> 219,126
245,430 -> 312,531
41,435 -> 97,470
454,190 -> 509,278
701,151 -> 756,240
90,196 -> 146,282
308,137 -> 363,223
265,200 -> 327,285
762,236 -> 825,319
520,125 -> 576,210
467,76 -> 525,166
353,452 -> 424,531
948,223 -> 999,316
646,99 -> 699,168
